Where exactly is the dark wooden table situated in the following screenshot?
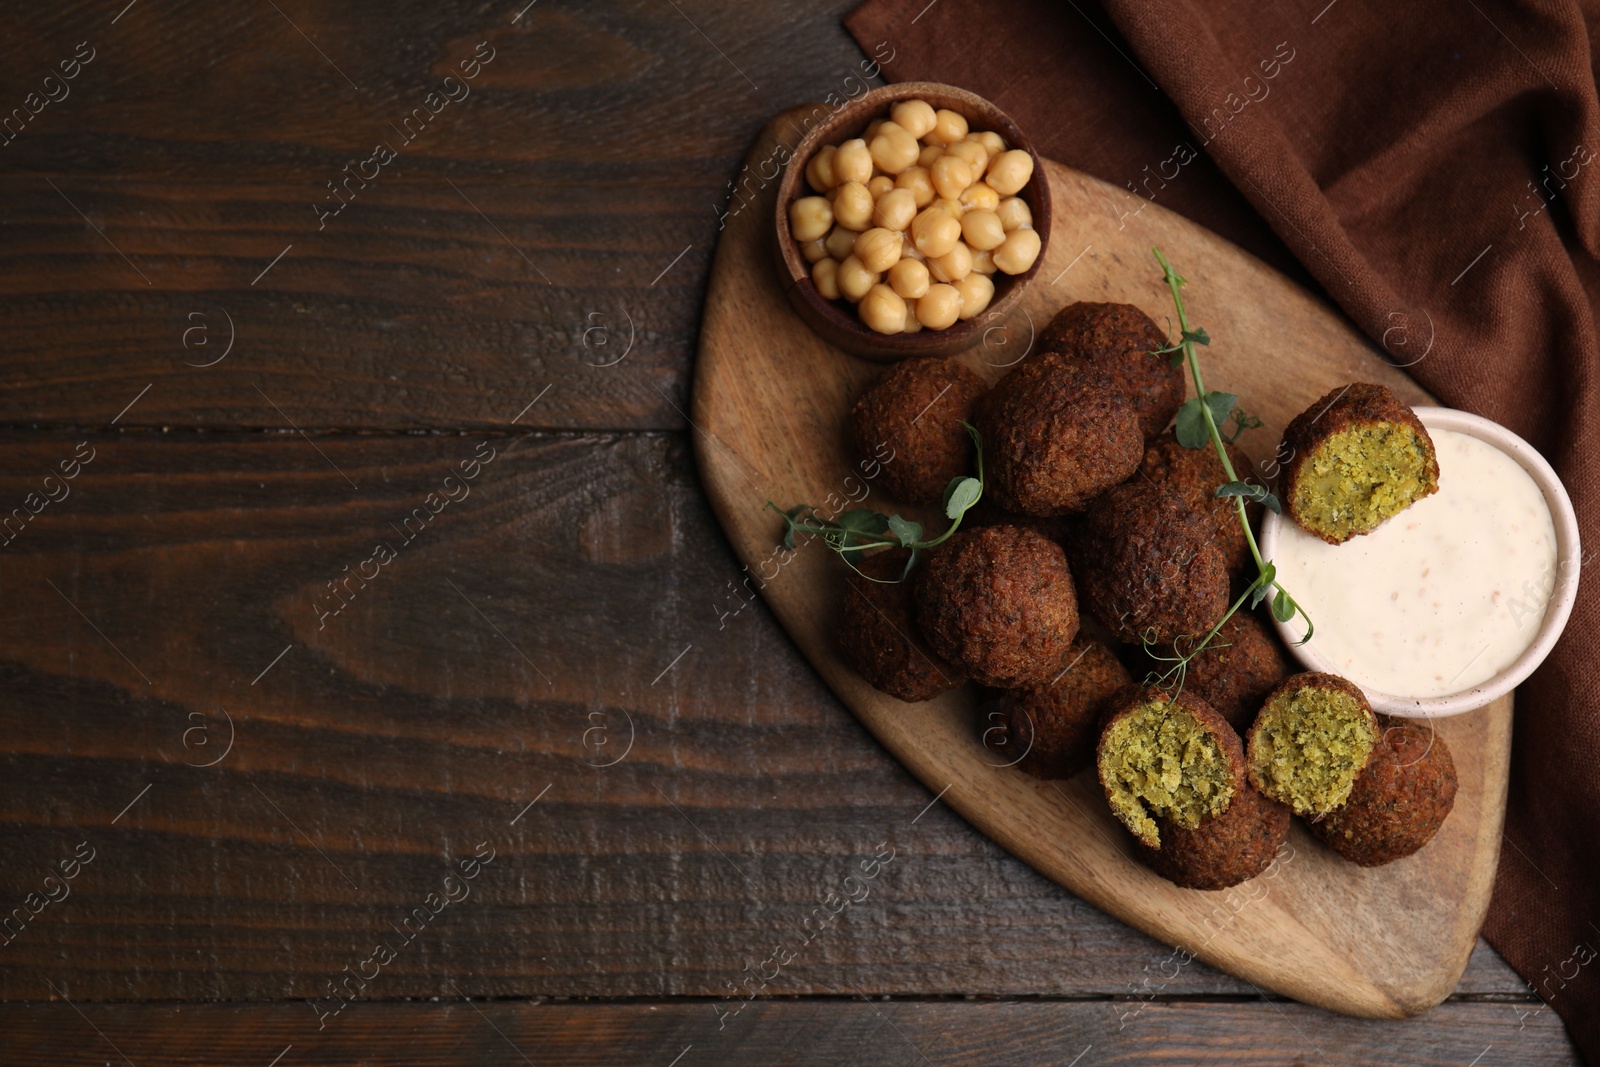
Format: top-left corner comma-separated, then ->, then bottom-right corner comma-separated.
0,2 -> 1580,1063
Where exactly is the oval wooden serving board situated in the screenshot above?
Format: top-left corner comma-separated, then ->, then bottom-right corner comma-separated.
691,110 -> 1510,1019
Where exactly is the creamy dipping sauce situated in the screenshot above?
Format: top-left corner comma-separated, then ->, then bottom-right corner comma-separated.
1272,428 -> 1557,698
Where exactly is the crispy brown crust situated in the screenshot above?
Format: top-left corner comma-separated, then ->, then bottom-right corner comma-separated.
1246,672 -> 1380,805
1096,685 -> 1249,843
1279,382 -> 1440,545
1309,716 -> 1458,866
1074,481 -> 1229,644
838,550 -> 967,702
849,357 -> 988,506
1160,610 -> 1293,733
987,637 -> 1132,779
914,525 -> 1080,688
1138,780 -> 1291,890
975,355 -> 1144,516
1033,301 -> 1186,438
1139,430 -> 1258,577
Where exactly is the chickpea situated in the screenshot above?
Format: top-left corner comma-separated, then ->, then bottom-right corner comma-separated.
960,209 -> 1006,251
869,120 -> 920,175
824,224 -> 857,261
835,138 -> 873,185
837,254 -> 879,301
890,99 -> 937,139
832,181 -> 874,231
959,181 -> 999,213
916,283 -> 963,329
931,155 -> 974,200
854,227 -> 903,273
917,143 -> 943,168
860,283 -> 908,334
911,207 -> 961,259
954,273 -> 994,320
986,149 -> 1034,196
901,240 -> 926,262
873,187 -> 918,231
863,119 -> 884,143
806,145 -> 838,193
800,237 -> 828,264
925,108 -> 969,146
896,166 -> 936,207
993,227 -> 1042,274
934,197 -> 965,219
867,175 -> 895,199
888,257 -> 930,300
972,130 -> 1006,157
902,316 -> 923,334
928,241 -> 972,283
970,248 -> 997,274
996,196 -> 1033,232
789,196 -> 834,242
946,139 -> 988,173
812,257 -> 840,300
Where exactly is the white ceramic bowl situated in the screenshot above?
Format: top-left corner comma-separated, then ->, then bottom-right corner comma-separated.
1258,406 -> 1581,718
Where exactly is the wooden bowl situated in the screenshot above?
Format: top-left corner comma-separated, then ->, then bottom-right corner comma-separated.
773,81 -> 1053,362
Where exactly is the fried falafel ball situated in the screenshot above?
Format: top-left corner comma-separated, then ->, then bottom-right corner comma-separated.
849,357 -> 988,506
1140,430 -> 1259,577
915,525 -> 1079,688
1280,382 -> 1440,545
1137,779 -> 1291,890
975,355 -> 1144,516
1155,610 -> 1293,732
986,637 -> 1132,779
1033,301 -> 1186,438
1309,716 -> 1457,866
1096,685 -> 1244,849
838,549 -> 967,702
1074,481 -> 1229,645
1247,672 -> 1380,817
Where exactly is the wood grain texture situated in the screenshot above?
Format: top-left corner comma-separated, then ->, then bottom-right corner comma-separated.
2,1000 -> 1580,1066
693,112 -> 1512,1019
0,0 -> 882,432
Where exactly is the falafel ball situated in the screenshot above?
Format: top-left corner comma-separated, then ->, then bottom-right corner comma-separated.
838,549 -> 967,702
975,355 -> 1144,516
1096,685 -> 1244,849
1074,481 -> 1230,645
915,525 -> 1079,688
849,357 -> 988,505
1247,672 -> 1380,817
1137,780 -> 1291,890
1033,301 -> 1186,438
1140,430 -> 1259,576
1310,716 -> 1457,866
1280,382 -> 1440,545
1156,610 -> 1293,732
986,637 -> 1132,779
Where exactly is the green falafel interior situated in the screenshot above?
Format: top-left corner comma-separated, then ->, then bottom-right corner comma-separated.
1250,685 -> 1379,816
1098,696 -> 1236,849
1290,421 -> 1438,543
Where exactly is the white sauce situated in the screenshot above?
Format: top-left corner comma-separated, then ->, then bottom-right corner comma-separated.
1272,428 -> 1557,698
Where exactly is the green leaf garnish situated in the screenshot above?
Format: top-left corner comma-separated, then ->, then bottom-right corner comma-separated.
1215,480 -> 1282,514
943,476 -> 981,519
887,514 -> 923,547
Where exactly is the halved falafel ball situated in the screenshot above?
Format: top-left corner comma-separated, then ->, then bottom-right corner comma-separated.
1096,685 -> 1244,849
975,355 -> 1144,516
1310,716 -> 1457,866
1033,301 -> 1186,438
986,636 -> 1132,779
1074,481 -> 1229,645
1137,780 -> 1290,890
1247,672 -> 1380,817
849,357 -> 988,505
1281,382 -> 1440,545
838,550 -> 967,702
1156,610 -> 1293,732
1140,430 -> 1259,577
915,525 -> 1079,688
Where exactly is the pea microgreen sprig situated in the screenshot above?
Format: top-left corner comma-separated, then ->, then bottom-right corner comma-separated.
767,423 -> 985,582
1146,247 -> 1314,690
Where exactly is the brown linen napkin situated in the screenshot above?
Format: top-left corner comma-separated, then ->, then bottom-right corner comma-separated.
848,0 -> 1600,1054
